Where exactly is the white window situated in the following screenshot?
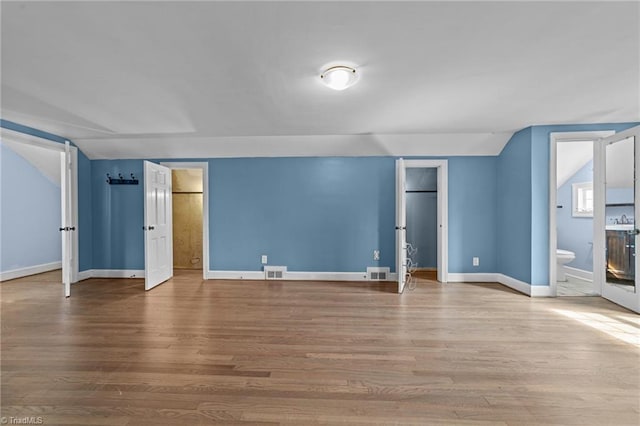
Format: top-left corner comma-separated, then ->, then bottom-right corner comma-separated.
572,181 -> 593,217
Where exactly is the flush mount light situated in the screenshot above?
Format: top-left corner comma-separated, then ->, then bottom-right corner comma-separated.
320,65 -> 358,91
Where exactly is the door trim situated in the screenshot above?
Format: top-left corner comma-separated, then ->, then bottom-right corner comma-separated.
397,159 -> 448,284
0,127 -> 79,285
549,131 -> 614,297
161,161 -> 209,280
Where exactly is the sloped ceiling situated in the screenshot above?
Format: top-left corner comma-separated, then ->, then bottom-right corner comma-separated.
1,1 -> 638,159
1,140 -> 61,186
557,141 -> 592,189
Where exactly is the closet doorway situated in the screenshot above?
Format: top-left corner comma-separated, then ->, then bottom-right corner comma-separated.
406,167 -> 439,281
161,162 -> 209,279
396,159 -> 448,293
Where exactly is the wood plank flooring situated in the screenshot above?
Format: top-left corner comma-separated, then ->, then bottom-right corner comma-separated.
2,270 -> 639,425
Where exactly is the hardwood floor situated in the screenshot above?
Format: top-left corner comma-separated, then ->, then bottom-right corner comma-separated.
2,270 -> 639,425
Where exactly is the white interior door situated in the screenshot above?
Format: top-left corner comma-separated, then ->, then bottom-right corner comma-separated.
598,126 -> 640,313
144,161 -> 173,290
60,142 -> 72,298
396,158 -> 407,293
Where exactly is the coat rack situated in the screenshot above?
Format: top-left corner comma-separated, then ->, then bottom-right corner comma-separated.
106,173 -> 138,185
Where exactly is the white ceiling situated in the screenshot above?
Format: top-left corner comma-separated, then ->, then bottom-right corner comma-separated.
1,1 -> 638,159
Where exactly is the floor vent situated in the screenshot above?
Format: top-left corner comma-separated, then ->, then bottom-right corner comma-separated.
264,266 -> 287,280
367,267 -> 391,281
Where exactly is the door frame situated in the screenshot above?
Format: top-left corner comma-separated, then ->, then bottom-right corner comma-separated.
397,159 -> 448,284
0,127 -> 79,285
549,131 -> 614,297
595,126 -> 640,313
161,161 -> 209,280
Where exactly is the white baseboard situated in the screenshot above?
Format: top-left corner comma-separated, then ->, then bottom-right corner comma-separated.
563,266 -> 593,282
206,270 -> 396,282
206,270 -> 265,280
447,273 -> 498,283
446,272 -> 552,297
497,273 -> 552,297
286,271 -> 368,281
89,269 -> 144,279
0,261 -> 62,282
76,270 -> 92,282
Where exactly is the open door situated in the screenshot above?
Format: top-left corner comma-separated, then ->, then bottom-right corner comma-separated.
597,125 -> 640,313
396,158 -> 407,293
144,161 -> 173,290
60,141 -> 73,297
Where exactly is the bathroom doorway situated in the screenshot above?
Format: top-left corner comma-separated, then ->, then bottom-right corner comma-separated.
550,131 -> 613,296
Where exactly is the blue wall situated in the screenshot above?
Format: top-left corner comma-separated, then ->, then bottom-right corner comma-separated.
497,122 -> 639,286
87,156 -> 498,274
91,160 -> 145,270
497,128 -> 532,283
0,120 -> 93,273
557,160 -> 593,272
449,157 -> 497,273
0,143 -> 61,272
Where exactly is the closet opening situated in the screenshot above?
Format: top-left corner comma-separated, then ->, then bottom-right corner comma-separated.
161,162 -> 209,280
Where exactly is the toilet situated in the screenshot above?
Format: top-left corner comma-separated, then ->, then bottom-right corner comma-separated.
556,249 -> 576,282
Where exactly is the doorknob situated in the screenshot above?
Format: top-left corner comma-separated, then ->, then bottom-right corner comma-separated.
149,226 -> 155,230
627,229 -> 640,235
143,226 -> 155,231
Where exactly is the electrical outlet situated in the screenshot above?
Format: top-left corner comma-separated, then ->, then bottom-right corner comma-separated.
373,250 -> 380,261
261,255 -> 268,264
473,257 -> 479,266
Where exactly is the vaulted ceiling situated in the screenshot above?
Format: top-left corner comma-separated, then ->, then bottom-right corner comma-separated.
1,1 -> 638,159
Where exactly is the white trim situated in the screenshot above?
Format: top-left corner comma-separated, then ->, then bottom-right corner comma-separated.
0,127 -> 80,287
549,131 -> 614,297
206,270 -> 393,282
447,272 -> 553,297
90,269 -> 145,278
76,270 -> 92,281
447,273 -> 497,283
286,271 -> 368,281
207,270 -> 265,280
498,273 -> 552,297
563,266 -> 594,283
400,159 -> 448,283
0,261 -> 62,282
160,162 -> 209,280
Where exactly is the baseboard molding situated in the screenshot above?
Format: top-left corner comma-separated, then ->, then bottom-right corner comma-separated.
207,270 -> 397,282
89,269 -> 145,279
76,270 -> 92,282
446,272 -> 552,297
0,261 -> 62,282
286,271 -> 368,281
497,273 -> 552,297
563,266 -> 593,282
206,270 -> 265,280
447,273 -> 498,283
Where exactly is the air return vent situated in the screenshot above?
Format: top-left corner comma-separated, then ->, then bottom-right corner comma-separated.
264,266 -> 287,280
367,267 -> 391,281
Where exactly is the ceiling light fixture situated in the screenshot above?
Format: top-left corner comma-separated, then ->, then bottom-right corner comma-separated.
320,65 -> 358,91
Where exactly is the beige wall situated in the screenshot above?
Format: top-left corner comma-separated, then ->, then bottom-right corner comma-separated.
172,169 -> 203,270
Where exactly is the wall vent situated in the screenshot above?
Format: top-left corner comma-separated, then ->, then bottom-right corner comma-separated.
367,267 -> 391,281
264,266 -> 287,280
